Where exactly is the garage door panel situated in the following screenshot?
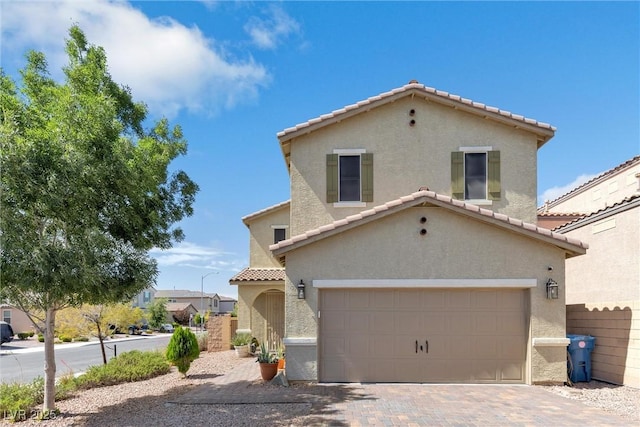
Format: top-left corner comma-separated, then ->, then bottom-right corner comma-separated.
320,289 -> 526,384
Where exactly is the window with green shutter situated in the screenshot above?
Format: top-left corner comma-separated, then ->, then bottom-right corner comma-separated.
451,149 -> 500,201
326,151 -> 373,203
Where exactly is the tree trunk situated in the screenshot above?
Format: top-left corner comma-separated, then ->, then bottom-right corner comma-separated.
43,307 -> 57,412
96,323 -> 107,365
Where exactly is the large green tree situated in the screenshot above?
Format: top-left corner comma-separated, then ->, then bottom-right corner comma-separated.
0,26 -> 198,413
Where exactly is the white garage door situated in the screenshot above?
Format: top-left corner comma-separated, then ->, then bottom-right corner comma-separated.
319,288 -> 527,383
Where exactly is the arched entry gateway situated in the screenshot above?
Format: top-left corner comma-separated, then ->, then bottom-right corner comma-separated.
252,290 -> 284,350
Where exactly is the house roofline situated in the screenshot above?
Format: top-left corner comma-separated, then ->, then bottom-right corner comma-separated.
277,81 -> 556,169
271,190 -> 587,261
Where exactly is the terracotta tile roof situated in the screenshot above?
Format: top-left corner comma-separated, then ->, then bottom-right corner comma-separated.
270,190 -> 588,258
542,155 -> 640,209
277,81 -> 556,147
166,302 -> 197,312
229,268 -> 285,282
537,212 -> 585,218
553,194 -> 640,232
242,200 -> 290,226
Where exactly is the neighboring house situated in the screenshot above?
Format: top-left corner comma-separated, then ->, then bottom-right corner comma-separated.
539,155 -> 640,387
0,304 -> 34,334
233,81 -> 588,385
230,200 -> 289,350
165,302 -> 199,325
155,289 -> 224,315
131,286 -> 156,310
219,296 -> 238,314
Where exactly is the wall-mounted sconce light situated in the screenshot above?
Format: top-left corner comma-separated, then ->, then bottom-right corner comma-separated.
297,280 -> 306,299
546,278 -> 559,300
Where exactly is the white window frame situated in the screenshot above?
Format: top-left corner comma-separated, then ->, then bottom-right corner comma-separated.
458,146 -> 493,206
3,309 -> 11,324
333,148 -> 366,207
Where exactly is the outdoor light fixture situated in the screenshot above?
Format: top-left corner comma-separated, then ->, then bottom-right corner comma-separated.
297,280 -> 306,299
546,278 -> 559,300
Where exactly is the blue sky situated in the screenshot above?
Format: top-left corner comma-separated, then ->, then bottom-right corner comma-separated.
2,1 -> 638,299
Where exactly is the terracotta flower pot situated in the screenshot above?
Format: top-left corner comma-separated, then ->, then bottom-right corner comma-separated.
277,358 -> 285,371
259,362 -> 279,381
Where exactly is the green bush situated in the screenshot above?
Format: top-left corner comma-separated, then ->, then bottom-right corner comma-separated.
17,332 -> 31,340
0,379 -> 44,422
166,326 -> 199,377
37,334 -> 44,342
74,350 -> 169,389
75,336 -> 89,342
28,331 -> 35,337
59,335 -> 72,343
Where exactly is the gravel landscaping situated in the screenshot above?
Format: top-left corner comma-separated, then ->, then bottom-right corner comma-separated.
2,349 -> 638,426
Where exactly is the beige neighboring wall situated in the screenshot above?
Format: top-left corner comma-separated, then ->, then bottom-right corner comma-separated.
287,96 -> 540,236
283,206 -> 570,383
1,305 -> 34,334
546,158 -> 640,214
567,302 -> 640,388
563,205 -> 639,304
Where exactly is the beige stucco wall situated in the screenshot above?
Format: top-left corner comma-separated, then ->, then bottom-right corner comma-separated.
563,206 -> 639,304
1,305 -> 35,334
547,161 -> 639,213
283,206 -> 569,383
236,283 -> 284,339
567,301 -> 639,388
287,96 -> 540,238
246,206 -> 290,268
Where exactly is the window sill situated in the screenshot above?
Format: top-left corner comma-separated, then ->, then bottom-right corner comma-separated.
465,199 -> 493,206
333,202 -> 366,208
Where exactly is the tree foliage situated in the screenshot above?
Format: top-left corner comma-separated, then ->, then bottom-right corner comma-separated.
146,298 -> 168,329
165,326 -> 200,377
0,26 -> 198,411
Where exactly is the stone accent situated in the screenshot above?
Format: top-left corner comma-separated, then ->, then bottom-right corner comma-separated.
207,315 -> 232,353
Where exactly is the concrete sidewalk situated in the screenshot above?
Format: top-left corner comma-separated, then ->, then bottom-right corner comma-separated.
0,334 -> 164,355
171,359 -> 630,426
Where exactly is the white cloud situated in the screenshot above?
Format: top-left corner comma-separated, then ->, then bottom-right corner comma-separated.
244,4 -> 301,50
149,242 -> 245,272
538,174 -> 598,206
1,0 -> 269,118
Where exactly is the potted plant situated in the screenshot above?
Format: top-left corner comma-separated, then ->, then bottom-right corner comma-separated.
277,346 -> 285,371
256,342 -> 279,381
231,332 -> 252,357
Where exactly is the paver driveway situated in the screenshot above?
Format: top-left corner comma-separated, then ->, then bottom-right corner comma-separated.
172,359 -> 629,426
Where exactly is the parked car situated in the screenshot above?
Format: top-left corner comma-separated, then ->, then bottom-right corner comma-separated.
127,325 -> 143,335
159,324 -> 174,333
1,321 -> 14,345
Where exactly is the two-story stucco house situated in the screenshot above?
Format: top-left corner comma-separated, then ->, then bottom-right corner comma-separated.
233,81 -> 587,385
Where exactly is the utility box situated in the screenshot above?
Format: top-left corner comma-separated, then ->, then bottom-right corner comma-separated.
567,334 -> 596,383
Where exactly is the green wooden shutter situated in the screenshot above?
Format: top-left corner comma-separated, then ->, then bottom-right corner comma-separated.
451,151 -> 464,199
361,153 -> 374,202
326,154 -> 339,203
488,150 -> 501,200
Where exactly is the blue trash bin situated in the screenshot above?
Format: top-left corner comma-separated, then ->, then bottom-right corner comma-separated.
567,334 -> 595,382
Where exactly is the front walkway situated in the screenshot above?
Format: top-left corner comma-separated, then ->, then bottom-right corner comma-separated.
172,359 -> 630,426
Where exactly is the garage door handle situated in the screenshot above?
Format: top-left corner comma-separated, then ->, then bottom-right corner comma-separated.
426,340 -> 429,354
415,340 -> 418,353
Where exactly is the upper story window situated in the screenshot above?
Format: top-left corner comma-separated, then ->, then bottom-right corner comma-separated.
213,299 -> 218,308
143,291 -> 151,303
273,227 -> 287,244
326,149 -> 373,205
451,147 -> 500,202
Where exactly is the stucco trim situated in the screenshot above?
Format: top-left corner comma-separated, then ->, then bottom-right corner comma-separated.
532,338 -> 570,347
313,279 -> 537,288
283,337 -> 317,346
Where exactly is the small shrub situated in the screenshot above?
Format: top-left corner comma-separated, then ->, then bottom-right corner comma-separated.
59,335 -> 72,343
74,350 -> 169,389
0,378 -> 44,422
75,336 -> 89,342
28,331 -> 35,337
37,334 -> 44,342
17,332 -> 31,340
166,326 -> 199,377
196,331 -> 208,351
